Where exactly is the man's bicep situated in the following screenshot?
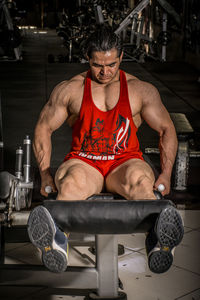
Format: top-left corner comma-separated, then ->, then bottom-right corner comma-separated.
141,85 -> 172,133
36,82 -> 69,133
39,100 -> 68,132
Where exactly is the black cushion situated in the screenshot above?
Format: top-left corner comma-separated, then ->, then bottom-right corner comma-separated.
170,113 -> 194,136
43,199 -> 174,234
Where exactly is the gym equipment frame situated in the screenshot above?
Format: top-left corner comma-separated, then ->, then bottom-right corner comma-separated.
0,134 -> 183,299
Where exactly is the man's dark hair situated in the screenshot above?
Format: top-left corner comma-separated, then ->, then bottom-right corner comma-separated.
82,25 -> 123,59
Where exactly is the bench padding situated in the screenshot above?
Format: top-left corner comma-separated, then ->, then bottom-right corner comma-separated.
170,113 -> 193,135
44,199 -> 174,234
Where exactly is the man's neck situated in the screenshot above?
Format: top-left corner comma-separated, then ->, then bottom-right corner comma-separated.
90,69 -> 121,86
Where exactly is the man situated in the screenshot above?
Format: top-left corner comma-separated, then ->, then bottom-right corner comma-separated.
27,25 -> 184,274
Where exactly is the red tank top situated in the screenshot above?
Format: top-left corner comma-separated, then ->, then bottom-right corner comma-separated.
70,70 -> 143,159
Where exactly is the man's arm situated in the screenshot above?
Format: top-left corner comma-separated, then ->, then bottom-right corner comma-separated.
33,81 -> 69,196
140,82 -> 178,195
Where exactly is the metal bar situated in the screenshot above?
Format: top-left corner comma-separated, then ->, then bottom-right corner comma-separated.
145,147 -> 200,158
130,15 -> 138,43
94,5 -> 104,24
0,265 -> 98,289
2,0 -> 14,30
189,151 -> 200,158
15,147 -> 23,179
10,211 -> 30,226
115,0 -> 150,35
145,147 -> 160,154
13,47 -> 21,61
69,40 -> 72,63
69,233 -> 95,246
96,235 -> 118,298
161,12 -> 167,61
23,135 -> 31,183
136,16 -> 145,48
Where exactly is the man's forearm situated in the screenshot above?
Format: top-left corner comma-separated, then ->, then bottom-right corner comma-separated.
33,127 -> 52,177
159,127 -> 178,177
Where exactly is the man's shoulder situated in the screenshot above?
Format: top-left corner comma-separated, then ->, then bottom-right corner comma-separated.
123,71 -> 142,90
67,72 -> 87,92
123,71 -> 156,90
68,72 -> 87,96
69,72 -> 87,85
55,72 -> 87,93
123,70 -> 138,81
123,71 -> 142,88
122,71 -> 159,104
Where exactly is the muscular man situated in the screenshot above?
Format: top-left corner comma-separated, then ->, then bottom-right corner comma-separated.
28,26 -> 184,274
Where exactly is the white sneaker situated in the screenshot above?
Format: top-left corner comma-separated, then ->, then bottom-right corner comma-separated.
146,206 -> 184,273
27,205 -> 68,273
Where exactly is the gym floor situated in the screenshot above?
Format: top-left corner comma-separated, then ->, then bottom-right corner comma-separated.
0,29 -> 200,300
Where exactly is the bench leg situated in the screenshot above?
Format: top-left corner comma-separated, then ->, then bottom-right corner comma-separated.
86,235 -> 127,300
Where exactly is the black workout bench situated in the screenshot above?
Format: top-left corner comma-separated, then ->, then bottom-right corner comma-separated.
0,198 -> 175,300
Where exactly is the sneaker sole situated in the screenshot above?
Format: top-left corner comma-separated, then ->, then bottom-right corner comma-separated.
27,205 -> 68,273
148,206 -> 184,274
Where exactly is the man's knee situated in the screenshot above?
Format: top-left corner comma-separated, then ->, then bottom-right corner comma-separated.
123,169 -> 155,199
59,176 -> 85,198
55,166 -> 88,200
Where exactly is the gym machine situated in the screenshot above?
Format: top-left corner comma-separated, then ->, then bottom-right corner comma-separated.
0,135 -> 33,219
0,0 -> 22,61
0,135 -> 183,299
114,0 -> 181,62
145,113 -> 200,191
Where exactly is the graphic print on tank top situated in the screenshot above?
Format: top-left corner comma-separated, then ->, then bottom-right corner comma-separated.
71,70 -> 142,161
80,114 -> 131,155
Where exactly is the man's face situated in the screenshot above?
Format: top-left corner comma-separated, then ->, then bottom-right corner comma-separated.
88,48 -> 123,84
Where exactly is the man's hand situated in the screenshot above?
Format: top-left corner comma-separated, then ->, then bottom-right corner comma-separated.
40,171 -> 57,197
154,173 -> 171,196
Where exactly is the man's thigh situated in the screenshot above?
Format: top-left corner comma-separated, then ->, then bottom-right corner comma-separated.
55,158 -> 104,199
105,158 -> 155,198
